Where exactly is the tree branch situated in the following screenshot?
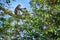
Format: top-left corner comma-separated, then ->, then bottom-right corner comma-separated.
0,6 -> 25,19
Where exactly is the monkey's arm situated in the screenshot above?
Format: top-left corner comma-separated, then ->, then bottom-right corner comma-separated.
20,8 -> 28,12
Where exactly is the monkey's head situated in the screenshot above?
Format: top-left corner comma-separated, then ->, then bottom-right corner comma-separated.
16,4 -> 21,9
17,4 -> 21,7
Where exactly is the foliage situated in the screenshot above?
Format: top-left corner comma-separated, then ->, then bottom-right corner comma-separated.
0,0 -> 60,40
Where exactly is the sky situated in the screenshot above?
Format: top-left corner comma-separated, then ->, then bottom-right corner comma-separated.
10,0 -> 31,12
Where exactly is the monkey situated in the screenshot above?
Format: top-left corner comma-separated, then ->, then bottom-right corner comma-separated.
14,4 -> 21,15
14,4 -> 28,15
